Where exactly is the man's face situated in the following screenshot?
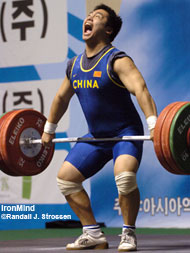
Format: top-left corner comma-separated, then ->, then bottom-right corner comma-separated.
82,9 -> 110,42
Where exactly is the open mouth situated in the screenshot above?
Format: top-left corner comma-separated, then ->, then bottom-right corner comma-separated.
84,23 -> 93,35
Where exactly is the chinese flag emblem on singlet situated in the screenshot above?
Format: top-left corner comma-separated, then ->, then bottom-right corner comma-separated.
93,71 -> 102,78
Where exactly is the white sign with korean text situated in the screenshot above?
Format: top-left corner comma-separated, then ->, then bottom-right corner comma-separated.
0,79 -> 90,203
0,0 -> 67,67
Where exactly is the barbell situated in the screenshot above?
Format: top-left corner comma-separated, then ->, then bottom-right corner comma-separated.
0,101 -> 190,177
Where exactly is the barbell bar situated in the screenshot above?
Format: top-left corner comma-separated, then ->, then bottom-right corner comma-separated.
0,101 -> 190,177
24,135 -> 152,145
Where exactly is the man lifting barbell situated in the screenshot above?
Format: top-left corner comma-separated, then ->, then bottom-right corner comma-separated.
0,4 -> 189,250
41,4 -> 157,251
1,2 -> 189,251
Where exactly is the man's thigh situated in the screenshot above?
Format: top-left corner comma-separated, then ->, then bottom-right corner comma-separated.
113,135 -> 143,175
64,141 -> 112,179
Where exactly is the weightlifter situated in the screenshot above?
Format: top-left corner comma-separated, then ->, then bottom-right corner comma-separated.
42,4 -> 157,251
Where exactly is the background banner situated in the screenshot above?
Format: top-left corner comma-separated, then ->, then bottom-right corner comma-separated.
0,0 -> 189,230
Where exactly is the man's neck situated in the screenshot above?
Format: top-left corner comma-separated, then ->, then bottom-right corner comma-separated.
85,41 -> 109,58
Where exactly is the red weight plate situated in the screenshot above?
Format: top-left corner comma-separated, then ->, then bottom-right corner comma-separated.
161,102 -> 188,175
0,111 -> 21,176
0,109 -> 54,176
154,102 -> 181,174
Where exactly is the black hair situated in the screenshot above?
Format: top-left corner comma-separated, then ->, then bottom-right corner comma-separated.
93,4 -> 122,42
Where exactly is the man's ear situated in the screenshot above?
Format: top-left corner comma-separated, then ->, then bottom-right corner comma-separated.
105,26 -> 113,36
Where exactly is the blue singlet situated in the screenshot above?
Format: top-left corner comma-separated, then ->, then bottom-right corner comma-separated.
65,46 -> 144,178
